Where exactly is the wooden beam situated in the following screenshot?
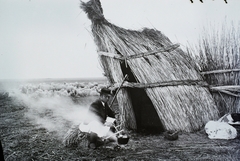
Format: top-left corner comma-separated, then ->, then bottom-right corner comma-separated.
113,80 -> 208,89
210,85 -> 240,91
98,51 -> 123,59
112,81 -> 240,98
97,44 -> 180,60
125,44 -> 180,60
201,69 -> 240,75
211,89 -> 240,97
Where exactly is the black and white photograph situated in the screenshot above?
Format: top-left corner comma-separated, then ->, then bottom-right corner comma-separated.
0,0 -> 240,160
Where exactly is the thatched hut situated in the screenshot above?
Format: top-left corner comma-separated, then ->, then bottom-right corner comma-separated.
80,0 -> 219,132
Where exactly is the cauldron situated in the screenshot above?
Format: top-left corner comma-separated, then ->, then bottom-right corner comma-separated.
164,131 -> 178,141
117,135 -> 129,145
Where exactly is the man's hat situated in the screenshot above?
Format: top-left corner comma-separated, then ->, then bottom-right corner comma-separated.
100,87 -> 112,95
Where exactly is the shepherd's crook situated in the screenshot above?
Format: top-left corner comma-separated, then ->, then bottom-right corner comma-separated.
109,74 -> 128,108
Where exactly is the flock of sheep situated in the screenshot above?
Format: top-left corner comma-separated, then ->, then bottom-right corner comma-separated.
18,81 -> 108,98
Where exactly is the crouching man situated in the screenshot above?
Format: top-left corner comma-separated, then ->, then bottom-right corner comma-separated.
80,87 -> 117,149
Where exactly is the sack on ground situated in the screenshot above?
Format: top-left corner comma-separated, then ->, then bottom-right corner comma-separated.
205,121 -> 237,140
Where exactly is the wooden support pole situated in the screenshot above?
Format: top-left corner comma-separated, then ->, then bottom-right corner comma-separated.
112,81 -> 240,97
201,69 -> 240,75
98,44 -> 180,61
114,80 -> 209,89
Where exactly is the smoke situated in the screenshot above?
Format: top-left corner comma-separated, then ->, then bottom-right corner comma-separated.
12,90 -> 99,139
1,81 -> 115,141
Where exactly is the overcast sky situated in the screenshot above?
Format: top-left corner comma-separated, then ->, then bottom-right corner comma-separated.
0,0 -> 239,80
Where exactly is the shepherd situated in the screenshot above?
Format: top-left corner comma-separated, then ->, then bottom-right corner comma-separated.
79,87 -> 117,149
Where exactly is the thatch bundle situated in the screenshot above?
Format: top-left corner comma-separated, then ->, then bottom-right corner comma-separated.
80,0 -> 219,132
196,24 -> 240,115
62,125 -> 86,146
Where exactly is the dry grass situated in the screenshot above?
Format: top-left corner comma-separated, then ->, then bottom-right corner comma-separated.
80,0 -> 219,132
190,22 -> 240,115
62,125 -> 87,147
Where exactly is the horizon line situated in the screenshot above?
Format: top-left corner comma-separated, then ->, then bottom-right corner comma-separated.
0,77 -> 107,82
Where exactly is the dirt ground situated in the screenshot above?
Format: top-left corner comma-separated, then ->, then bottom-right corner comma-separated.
1,95 -> 240,161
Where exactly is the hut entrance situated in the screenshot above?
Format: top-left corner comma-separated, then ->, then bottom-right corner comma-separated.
120,61 -> 164,133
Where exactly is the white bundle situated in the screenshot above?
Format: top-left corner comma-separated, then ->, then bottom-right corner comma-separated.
205,121 -> 237,140
79,121 -> 111,138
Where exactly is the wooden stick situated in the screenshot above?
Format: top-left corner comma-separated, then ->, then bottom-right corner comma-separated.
125,44 -> 179,60
201,69 -> 240,75
109,74 -> 128,108
98,44 -> 180,60
116,80 -> 208,89
104,129 -> 124,139
98,51 -> 122,59
210,85 -> 240,91
211,89 -> 240,97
